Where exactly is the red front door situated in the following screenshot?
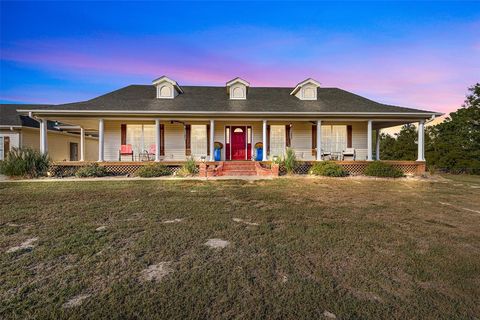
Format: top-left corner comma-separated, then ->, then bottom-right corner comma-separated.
231,126 -> 246,160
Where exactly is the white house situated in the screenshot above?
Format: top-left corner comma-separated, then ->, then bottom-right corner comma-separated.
13,76 -> 441,175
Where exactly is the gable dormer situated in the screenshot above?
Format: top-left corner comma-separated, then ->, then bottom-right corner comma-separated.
290,78 -> 321,100
226,77 -> 250,100
152,76 -> 183,99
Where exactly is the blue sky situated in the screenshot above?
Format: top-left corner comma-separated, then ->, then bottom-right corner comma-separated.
1,1 -> 479,113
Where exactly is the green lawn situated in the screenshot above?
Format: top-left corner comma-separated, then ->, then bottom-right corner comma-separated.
1,176 -> 479,319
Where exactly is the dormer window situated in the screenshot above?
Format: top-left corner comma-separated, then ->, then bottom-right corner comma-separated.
152,76 -> 183,99
226,77 -> 250,100
290,78 -> 321,100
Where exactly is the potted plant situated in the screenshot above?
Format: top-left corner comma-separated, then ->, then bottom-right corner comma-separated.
214,142 -> 223,161
254,142 -> 263,161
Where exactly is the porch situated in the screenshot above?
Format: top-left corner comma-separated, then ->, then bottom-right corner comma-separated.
37,118 -> 427,164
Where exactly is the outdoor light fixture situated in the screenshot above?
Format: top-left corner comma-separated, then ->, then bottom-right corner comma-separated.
273,155 -> 278,162
201,156 -> 206,163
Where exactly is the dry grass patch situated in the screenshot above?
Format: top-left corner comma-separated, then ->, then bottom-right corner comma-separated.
0,175 -> 479,319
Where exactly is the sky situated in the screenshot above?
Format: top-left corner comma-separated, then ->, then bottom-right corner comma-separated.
0,1 -> 479,114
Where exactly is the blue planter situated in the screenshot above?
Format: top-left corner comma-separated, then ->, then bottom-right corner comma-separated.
214,148 -> 221,161
256,148 -> 263,161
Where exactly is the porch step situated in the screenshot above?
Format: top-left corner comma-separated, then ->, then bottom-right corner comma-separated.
222,170 -> 257,176
221,161 -> 257,176
223,162 -> 256,169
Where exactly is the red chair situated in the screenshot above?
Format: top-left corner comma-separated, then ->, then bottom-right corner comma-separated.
119,144 -> 134,161
148,145 -> 156,161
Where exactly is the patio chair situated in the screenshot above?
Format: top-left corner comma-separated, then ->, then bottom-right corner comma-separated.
119,144 -> 134,161
147,144 -> 156,161
321,149 -> 331,160
342,148 -> 356,161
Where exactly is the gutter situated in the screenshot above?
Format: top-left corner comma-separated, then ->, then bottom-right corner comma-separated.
17,109 -> 443,117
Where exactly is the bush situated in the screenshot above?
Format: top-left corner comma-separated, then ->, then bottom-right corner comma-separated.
136,163 -> 171,177
177,156 -> 198,176
284,147 -> 297,174
0,147 -> 50,178
364,161 -> 404,178
75,163 -> 107,178
309,161 -> 348,177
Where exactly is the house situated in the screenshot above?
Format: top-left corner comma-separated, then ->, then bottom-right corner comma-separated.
14,76 -> 441,175
0,104 -> 98,161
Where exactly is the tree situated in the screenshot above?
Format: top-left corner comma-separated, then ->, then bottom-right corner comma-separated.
380,83 -> 480,174
380,124 -> 417,161
428,83 -> 480,173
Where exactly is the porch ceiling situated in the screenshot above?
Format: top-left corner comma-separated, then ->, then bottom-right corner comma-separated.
39,116 -> 426,131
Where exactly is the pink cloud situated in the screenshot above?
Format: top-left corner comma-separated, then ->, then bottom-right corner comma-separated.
2,31 -> 477,114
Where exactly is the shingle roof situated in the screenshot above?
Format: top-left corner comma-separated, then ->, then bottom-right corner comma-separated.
17,85 -> 437,114
0,104 -> 54,127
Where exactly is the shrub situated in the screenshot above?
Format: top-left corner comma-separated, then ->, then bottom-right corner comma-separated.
0,147 -> 50,178
136,163 -> 171,177
177,156 -> 198,176
364,161 -> 404,178
284,147 -> 297,174
75,163 -> 107,178
309,161 -> 348,177
214,142 -> 223,149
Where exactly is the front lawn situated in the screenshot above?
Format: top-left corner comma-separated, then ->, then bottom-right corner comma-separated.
1,176 -> 479,319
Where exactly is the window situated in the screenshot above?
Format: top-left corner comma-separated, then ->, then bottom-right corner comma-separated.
270,125 -> 286,157
126,124 -> 155,157
247,127 -> 252,143
232,87 -> 244,99
160,85 -> 172,97
303,87 -> 315,99
321,125 -> 347,153
191,125 -> 207,157
225,127 -> 230,143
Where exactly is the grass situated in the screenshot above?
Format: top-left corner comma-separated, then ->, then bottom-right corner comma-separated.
1,176 -> 479,319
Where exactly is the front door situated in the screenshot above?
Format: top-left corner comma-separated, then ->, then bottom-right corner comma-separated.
70,142 -> 78,161
231,126 -> 246,160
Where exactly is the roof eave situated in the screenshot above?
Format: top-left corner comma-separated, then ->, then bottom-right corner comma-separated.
17,109 -> 442,118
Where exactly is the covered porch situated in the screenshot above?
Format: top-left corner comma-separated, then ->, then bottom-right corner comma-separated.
37,115 -> 429,176
37,117 -> 427,163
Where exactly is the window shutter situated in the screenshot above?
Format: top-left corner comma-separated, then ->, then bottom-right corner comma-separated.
121,124 -> 127,145
347,125 -> 352,148
160,124 -> 165,156
312,125 -> 317,156
185,124 -> 191,156
206,124 -> 210,156
4,136 -> 10,154
285,125 -> 291,148
267,125 -> 271,156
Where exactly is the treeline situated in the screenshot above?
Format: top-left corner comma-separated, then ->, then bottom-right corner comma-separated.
379,83 -> 480,174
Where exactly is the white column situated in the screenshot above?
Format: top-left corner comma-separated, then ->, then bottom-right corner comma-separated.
155,119 -> 161,162
39,119 -> 48,154
375,129 -> 380,161
98,119 -> 104,162
316,120 -> 322,161
262,120 -> 267,161
417,120 -> 425,161
209,120 -> 215,161
367,120 -> 373,161
80,127 -> 85,161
